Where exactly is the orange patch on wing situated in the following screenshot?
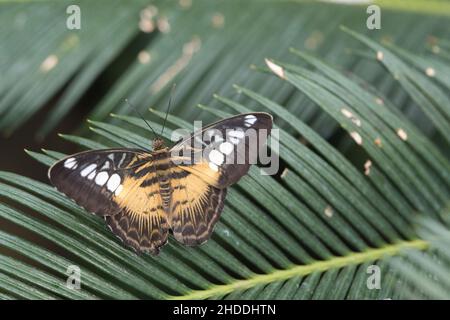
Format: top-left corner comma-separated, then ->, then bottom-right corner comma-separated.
178,161 -> 220,187
113,174 -> 165,232
170,170 -> 210,226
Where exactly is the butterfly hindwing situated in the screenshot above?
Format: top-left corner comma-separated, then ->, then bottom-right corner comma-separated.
169,166 -> 227,245
104,156 -> 170,254
170,112 -> 273,188
104,173 -> 169,254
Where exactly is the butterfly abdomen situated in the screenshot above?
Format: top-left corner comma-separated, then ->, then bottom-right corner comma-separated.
151,149 -> 174,212
158,178 -> 172,211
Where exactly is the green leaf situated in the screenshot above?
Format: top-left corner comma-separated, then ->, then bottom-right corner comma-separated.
1,0 -> 449,136
1,1 -> 450,300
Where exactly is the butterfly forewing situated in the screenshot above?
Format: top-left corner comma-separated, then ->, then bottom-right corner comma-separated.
48,149 -> 150,216
167,112 -> 272,244
170,112 -> 273,188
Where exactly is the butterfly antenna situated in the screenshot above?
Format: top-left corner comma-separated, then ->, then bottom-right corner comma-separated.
125,99 -> 159,139
161,83 -> 176,136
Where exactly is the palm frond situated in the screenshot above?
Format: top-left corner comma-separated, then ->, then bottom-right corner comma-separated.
389,215 -> 450,299
1,0 -> 449,137
0,1 -> 449,300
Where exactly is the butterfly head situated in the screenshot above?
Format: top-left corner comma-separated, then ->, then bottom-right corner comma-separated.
152,137 -> 166,151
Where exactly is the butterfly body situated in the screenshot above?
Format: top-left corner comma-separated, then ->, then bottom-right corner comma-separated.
49,113 -> 272,255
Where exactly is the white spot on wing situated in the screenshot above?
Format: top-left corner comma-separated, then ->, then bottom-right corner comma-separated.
209,149 -> 224,165
212,135 -> 224,143
195,136 -> 208,147
230,137 -> 240,144
245,114 -> 257,125
114,185 -> 123,196
118,153 -> 126,167
64,158 -> 77,169
107,174 -> 121,192
87,171 -> 96,180
209,162 -> 219,172
95,172 -> 109,186
81,164 -> 97,177
100,161 -> 110,171
228,129 -> 245,138
219,142 -> 234,155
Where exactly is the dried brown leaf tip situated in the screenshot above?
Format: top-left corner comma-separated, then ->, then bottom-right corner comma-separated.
374,137 -> 382,147
142,5 -> 158,17
139,5 -> 158,33
425,67 -> 436,77
139,5 -> 169,34
298,136 -> 309,146
150,36 -> 201,93
341,108 -> 361,127
304,31 -> 324,50
40,54 -> 58,72
397,128 -> 408,141
350,131 -> 363,145
364,160 -> 372,176
376,51 -> 384,61
157,16 -> 171,33
179,0 -> 192,9
375,98 -> 384,106
265,59 -> 285,79
211,13 -> 225,28
137,50 -> 151,64
324,205 -> 333,218
431,45 -> 440,54
139,19 -> 154,33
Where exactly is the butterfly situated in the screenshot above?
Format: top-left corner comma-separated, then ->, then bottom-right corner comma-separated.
48,112 -> 273,255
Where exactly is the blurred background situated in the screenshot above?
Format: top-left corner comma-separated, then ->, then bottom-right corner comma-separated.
2,0 -> 448,182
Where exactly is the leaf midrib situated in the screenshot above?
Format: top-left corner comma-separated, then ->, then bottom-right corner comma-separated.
169,239 -> 428,300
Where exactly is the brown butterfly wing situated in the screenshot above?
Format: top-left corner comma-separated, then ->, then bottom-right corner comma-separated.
48,149 -> 151,216
170,112 -> 272,188
168,165 -> 226,245
48,149 -> 169,254
168,113 -> 272,245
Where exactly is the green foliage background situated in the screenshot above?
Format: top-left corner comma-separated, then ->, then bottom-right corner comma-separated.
0,0 -> 450,299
